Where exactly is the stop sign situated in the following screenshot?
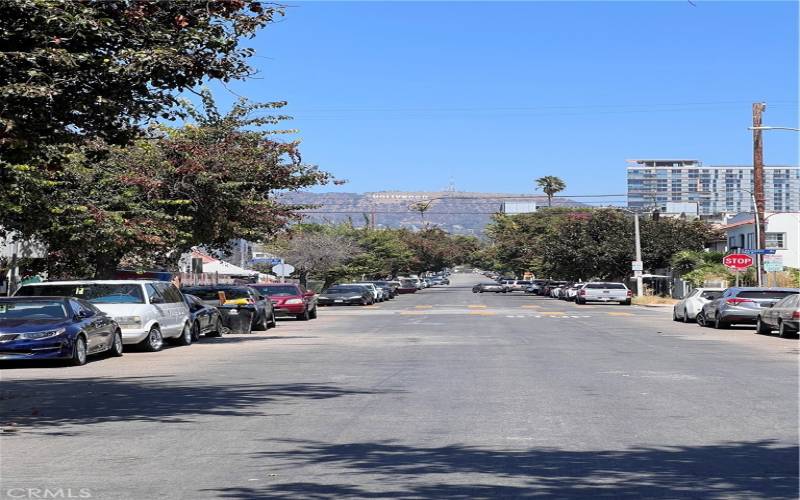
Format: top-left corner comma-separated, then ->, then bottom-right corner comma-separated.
723,253 -> 753,271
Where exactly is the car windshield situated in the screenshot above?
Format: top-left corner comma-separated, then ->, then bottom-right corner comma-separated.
326,287 -> 363,294
738,290 -> 798,300
18,283 -> 145,304
700,291 -> 723,300
183,288 -> 251,300
585,283 -> 626,289
253,285 -> 300,296
0,300 -> 69,319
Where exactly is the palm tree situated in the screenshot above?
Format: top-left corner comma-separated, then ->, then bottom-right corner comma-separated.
535,176 -> 566,207
410,201 -> 432,227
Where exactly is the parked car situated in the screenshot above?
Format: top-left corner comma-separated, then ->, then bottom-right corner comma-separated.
17,280 -> 192,351
181,285 -> 275,334
756,293 -> 799,337
507,280 -> 531,292
525,280 -> 549,295
349,283 -> 384,302
363,281 -> 397,299
563,283 -> 584,302
541,281 -> 569,297
396,279 -> 419,294
0,296 -> 123,365
672,288 -> 724,323
576,282 -> 632,305
318,285 -> 373,306
251,283 -> 318,321
184,294 -> 224,339
474,282 -> 507,293
697,287 -> 799,329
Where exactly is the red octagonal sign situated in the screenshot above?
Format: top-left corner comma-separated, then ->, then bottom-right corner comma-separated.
723,253 -> 753,271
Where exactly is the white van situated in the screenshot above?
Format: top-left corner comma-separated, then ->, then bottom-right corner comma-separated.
16,280 -> 191,352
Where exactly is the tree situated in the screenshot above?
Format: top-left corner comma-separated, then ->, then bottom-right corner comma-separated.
268,225 -> 363,289
26,91 -> 332,278
1,0 -> 284,241
535,176 -> 566,207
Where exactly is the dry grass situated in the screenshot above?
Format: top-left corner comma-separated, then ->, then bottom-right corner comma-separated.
632,295 -> 678,306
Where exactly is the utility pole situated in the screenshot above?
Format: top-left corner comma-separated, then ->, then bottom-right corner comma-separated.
752,102 -> 766,286
633,213 -> 643,298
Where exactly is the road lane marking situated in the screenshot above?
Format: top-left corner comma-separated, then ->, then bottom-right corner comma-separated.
539,311 -> 566,315
468,305 -> 487,309
521,305 -> 541,308
469,311 -> 496,316
414,305 -> 433,309
400,311 -> 426,315
607,312 -> 634,316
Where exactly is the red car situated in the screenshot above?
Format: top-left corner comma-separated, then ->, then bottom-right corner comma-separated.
250,284 -> 318,321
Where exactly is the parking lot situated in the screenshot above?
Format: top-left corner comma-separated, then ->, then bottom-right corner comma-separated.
1,273 -> 797,499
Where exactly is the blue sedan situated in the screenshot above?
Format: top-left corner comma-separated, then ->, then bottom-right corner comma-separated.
0,296 -> 123,366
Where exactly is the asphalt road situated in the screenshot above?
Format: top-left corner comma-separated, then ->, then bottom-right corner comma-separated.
2,274 -> 798,499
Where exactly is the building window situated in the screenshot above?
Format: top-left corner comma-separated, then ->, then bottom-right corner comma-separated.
765,233 -> 786,249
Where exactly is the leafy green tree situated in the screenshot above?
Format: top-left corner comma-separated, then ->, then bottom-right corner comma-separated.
30,92 -> 331,278
535,176 -> 567,207
1,0 -> 284,242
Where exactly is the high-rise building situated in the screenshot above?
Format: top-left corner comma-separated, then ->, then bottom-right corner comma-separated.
626,159 -> 800,215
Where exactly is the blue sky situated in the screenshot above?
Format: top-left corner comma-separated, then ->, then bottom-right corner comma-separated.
212,1 -> 798,199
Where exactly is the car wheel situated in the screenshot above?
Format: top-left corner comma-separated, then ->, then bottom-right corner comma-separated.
208,317 -> 223,337
69,335 -> 88,366
778,321 -> 794,338
252,311 -> 269,331
109,329 -> 124,357
141,326 -> 163,352
696,312 -> 706,327
756,317 -> 771,335
174,322 -> 193,346
714,316 -> 729,329
309,307 -> 318,319
682,309 -> 691,323
267,312 -> 277,329
673,308 -> 680,321
191,321 -> 201,342
297,309 -> 310,321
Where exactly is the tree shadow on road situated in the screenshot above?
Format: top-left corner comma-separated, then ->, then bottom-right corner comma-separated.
206,438 -> 798,499
0,378 -> 398,431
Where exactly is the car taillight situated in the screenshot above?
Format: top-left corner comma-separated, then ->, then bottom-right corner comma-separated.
726,298 -> 754,305
579,290 -> 586,296
792,311 -> 800,319
626,290 -> 632,297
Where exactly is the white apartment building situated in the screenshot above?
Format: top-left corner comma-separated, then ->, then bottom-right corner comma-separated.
723,212 -> 800,269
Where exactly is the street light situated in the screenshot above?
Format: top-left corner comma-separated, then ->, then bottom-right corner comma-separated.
748,126 -> 800,132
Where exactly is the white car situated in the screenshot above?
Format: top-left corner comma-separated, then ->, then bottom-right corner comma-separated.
16,280 -> 192,352
673,288 -> 724,323
349,283 -> 384,302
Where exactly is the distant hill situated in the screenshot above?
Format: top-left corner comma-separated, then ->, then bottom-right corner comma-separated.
278,191 -> 583,235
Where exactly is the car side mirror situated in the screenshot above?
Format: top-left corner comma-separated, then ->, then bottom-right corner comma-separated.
78,310 -> 94,319
304,291 -> 316,297
151,296 -> 165,304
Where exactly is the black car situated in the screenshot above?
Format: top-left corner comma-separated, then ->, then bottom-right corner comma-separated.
184,294 -> 224,340
180,285 -> 275,334
0,296 -> 123,366
318,285 -> 373,306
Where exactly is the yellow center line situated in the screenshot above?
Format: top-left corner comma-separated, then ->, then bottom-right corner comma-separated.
415,305 -> 433,309
521,305 -> 541,309
469,311 -> 496,316
468,305 -> 487,309
607,312 -> 634,316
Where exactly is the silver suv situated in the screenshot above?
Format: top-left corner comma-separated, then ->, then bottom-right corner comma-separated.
576,282 -> 631,305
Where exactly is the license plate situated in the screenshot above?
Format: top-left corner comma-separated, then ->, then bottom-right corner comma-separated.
335,300 -> 344,303
602,291 -> 609,293
228,309 -> 238,315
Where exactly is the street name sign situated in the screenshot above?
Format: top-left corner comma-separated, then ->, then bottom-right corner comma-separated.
741,249 -> 777,255
272,263 -> 295,277
631,261 -> 643,272
723,253 -> 753,271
